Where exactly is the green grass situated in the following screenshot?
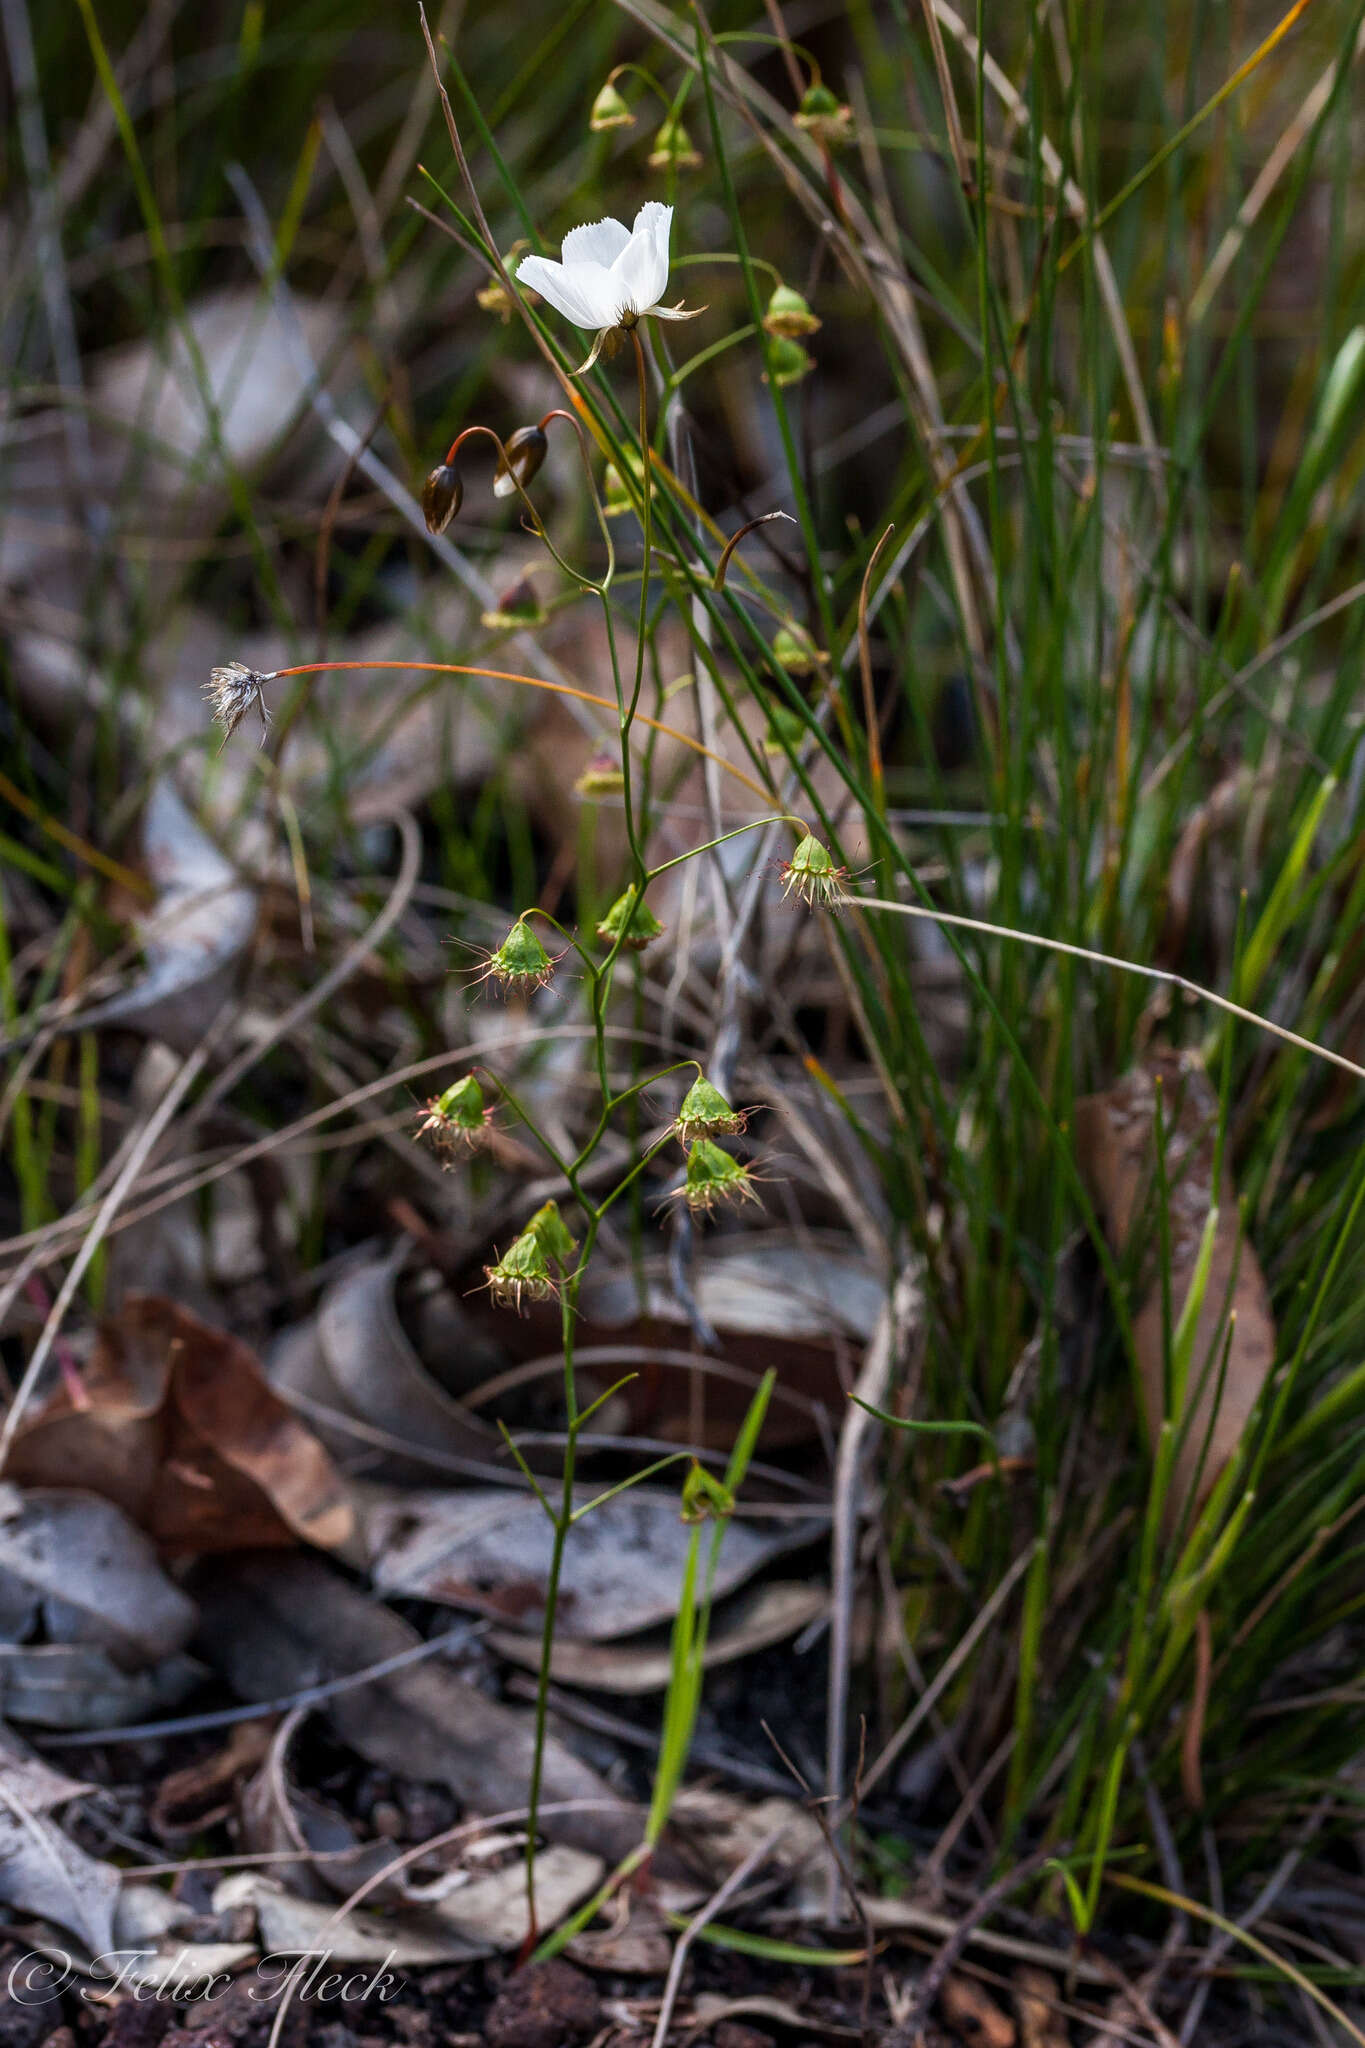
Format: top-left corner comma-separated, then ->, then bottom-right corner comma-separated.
6,0 -> 1365,2020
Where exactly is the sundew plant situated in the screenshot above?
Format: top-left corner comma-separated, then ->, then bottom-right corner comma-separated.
197,0 -> 1365,1965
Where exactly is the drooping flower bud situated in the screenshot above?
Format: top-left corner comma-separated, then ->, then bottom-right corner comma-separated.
780,832 -> 849,908
492,424 -> 549,500
422,461 -> 464,535
680,1138 -> 759,1214
525,1198 -> 578,1268
648,114 -> 702,170
762,704 -> 808,756
480,575 -> 545,632
590,80 -> 635,130
675,1077 -> 747,1147
574,750 -> 626,798
762,336 -> 815,388
595,885 -> 665,952
762,283 -> 821,339
415,1074 -> 494,1159
205,660 -> 272,745
477,919 -> 559,994
483,1228 -> 557,1312
794,83 -> 853,147
771,624 -> 820,676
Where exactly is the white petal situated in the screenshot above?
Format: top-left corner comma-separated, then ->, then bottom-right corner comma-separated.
611,204 -> 672,317
632,200 -> 673,246
561,217 -> 632,268
516,253 -> 619,330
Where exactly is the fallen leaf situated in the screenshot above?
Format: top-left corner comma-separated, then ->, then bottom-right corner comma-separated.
0,1727 -> 119,1954
1076,1050 -> 1275,1525
1012,1967 -> 1068,2048
0,1643 -> 205,1731
6,1294 -> 354,1555
685,1994 -> 861,2041
78,778 -> 257,1050
488,1581 -> 825,1693
150,1720 -> 274,1836
367,1488 -> 821,1640
238,1705 -> 408,1902
192,1552 -> 643,1865
0,1484 -> 197,1667
941,1974 -> 1015,2047
214,1847 -> 601,1964
269,1246 -> 499,1479
567,1895 -> 673,1975
666,1789 -> 827,1915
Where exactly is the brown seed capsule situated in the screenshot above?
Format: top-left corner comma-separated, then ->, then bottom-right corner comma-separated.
422,461 -> 463,535
492,424 -> 549,500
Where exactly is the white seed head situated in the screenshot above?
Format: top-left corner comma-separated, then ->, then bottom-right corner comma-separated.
205,661 -> 273,746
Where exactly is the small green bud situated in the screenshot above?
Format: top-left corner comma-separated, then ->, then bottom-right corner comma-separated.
681,1138 -> 759,1214
480,575 -> 544,632
493,424 -> 549,500
575,750 -> 626,798
484,1228 -> 556,1312
675,1077 -> 747,1146
762,283 -> 821,340
603,447 -> 646,517
526,1198 -> 577,1268
590,80 -> 635,131
794,83 -> 853,147
761,704 -> 808,756
595,885 -> 665,952
771,625 -> 820,676
780,832 -> 849,908
422,461 -> 463,535
763,336 -> 815,387
476,247 -> 531,321
415,1073 -> 493,1158
648,114 -> 702,170
478,919 -> 558,993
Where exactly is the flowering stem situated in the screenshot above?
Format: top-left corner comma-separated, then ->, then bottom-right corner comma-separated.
522,1212 -> 599,1941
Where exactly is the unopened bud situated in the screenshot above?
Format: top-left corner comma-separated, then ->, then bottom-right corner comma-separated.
763,283 -> 821,339
794,83 -> 853,147
526,1198 -> 577,1268
780,832 -> 849,909
481,575 -> 544,632
484,1229 -> 556,1312
477,919 -> 559,994
590,80 -> 635,131
596,885 -> 665,952
492,424 -> 549,500
771,624 -> 820,676
603,448 -> 645,517
422,461 -> 463,535
648,114 -> 702,171
763,336 -> 815,387
575,751 -> 626,798
680,1138 -> 759,1214
477,246 -> 532,321
762,704 -> 808,756
415,1074 -> 494,1158
675,1077 -> 747,1146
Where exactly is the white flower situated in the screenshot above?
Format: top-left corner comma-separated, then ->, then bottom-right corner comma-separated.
516,202 -> 703,371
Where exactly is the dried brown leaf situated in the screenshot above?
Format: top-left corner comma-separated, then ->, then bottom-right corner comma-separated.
1076,1050 -> 1275,1525
6,1294 -> 354,1555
